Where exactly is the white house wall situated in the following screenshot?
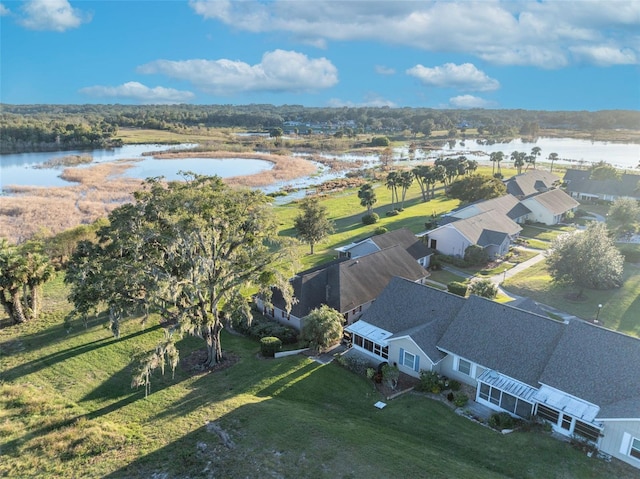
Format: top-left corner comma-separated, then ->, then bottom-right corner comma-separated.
427,227 -> 471,258
254,297 -> 304,331
520,199 -> 557,225
598,419 -> 640,468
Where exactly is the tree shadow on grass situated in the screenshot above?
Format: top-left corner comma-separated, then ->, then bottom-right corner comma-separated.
1,322 -> 162,382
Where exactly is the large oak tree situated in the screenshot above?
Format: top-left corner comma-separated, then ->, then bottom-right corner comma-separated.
546,222 -> 624,298
65,175 -> 294,367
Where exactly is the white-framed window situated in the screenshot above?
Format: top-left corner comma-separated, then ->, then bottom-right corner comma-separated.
457,358 -> 471,376
631,437 -> 640,460
403,351 -> 416,370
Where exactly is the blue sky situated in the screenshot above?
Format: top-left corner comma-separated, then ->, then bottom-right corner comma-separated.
1,0 -> 639,111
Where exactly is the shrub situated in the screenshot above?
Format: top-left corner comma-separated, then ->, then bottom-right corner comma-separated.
488,412 -> 515,430
337,354 -> 369,376
464,244 -> 489,266
453,392 -> 469,407
385,209 -> 400,217
245,316 -> 299,344
447,392 -> 455,402
260,336 -> 282,357
381,364 -> 399,390
371,136 -> 390,147
468,279 -> 498,299
447,281 -> 468,297
448,379 -> 461,391
374,226 -> 388,235
361,213 -> 379,225
417,371 -> 444,393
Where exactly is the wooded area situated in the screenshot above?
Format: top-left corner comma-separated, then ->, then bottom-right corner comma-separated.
2,103 -> 639,153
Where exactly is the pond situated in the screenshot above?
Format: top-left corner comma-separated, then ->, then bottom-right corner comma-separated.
0,144 -> 274,190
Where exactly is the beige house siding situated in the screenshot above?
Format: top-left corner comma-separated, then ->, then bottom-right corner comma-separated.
426,226 -> 471,258
599,419 -> 640,468
387,337 -> 434,378
437,353 -> 485,387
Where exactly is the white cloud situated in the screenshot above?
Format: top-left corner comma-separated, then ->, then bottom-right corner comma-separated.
570,45 -> 638,66
407,63 -> 500,92
449,95 -> 493,109
375,65 -> 395,75
0,3 -> 10,16
79,82 -> 195,104
328,93 -> 397,108
19,0 -> 90,32
138,50 -> 338,95
189,1 -> 640,68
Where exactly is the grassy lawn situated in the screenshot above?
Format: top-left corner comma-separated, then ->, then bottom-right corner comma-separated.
1,277 -> 638,478
504,260 -> 640,337
276,181 -> 460,269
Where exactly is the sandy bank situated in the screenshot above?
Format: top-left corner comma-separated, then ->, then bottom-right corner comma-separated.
0,152 -> 318,244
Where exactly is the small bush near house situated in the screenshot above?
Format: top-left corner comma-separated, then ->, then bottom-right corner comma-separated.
464,244 -> 489,266
336,354 -> 370,376
488,412 -> 516,431
239,314 -> 299,344
385,209 -> 400,217
447,392 -> 454,402
453,393 -> 469,407
448,379 -> 461,391
361,213 -> 379,225
447,281 -> 468,297
417,371 -> 443,393
260,337 -> 282,357
374,226 -> 388,235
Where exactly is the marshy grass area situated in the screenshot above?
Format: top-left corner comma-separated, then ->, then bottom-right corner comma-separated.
1,277 -> 638,478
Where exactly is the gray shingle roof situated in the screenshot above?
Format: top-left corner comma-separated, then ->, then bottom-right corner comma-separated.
539,320 -> 640,419
524,188 -> 579,215
370,228 -> 433,261
505,170 -> 561,197
438,295 -> 565,387
359,277 -> 466,362
462,194 -> 532,221
563,169 -> 640,200
449,210 -> 521,245
272,246 -> 428,317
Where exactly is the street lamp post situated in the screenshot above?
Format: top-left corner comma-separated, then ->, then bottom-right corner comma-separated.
595,304 -> 603,323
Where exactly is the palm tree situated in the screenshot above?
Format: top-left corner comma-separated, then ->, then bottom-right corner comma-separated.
530,146 -> 542,169
386,171 -> 400,209
548,152 -> 559,173
357,183 -> 377,214
399,171 -> 414,209
490,151 -> 504,176
431,165 -> 446,198
512,151 -> 525,175
412,165 -> 430,202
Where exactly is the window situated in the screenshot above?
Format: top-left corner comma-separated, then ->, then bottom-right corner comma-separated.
489,387 -> 501,405
515,400 -> 532,420
561,415 -> 572,430
479,383 -> 490,401
536,404 -> 560,424
403,351 -> 416,370
354,334 -> 363,347
458,358 -> 471,376
573,420 -> 601,443
501,393 -> 517,414
631,438 -> 640,460
352,334 -> 387,359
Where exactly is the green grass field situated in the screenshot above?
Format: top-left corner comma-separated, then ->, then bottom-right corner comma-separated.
1,277 -> 638,478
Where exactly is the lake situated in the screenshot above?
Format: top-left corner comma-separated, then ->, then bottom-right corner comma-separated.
401,137 -> 640,170
0,144 -> 274,190
1,138 -> 638,193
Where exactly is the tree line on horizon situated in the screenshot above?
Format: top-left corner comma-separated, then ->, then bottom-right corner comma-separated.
1,103 -> 639,154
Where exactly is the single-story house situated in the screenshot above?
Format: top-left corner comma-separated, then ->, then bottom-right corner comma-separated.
255,246 -> 429,331
335,227 -> 434,268
345,277 -> 640,469
445,194 -> 531,224
563,169 -> 640,202
505,170 -> 561,198
519,188 -> 579,225
421,210 -> 522,259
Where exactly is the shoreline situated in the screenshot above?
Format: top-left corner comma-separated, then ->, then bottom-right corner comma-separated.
0,152 -> 319,244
